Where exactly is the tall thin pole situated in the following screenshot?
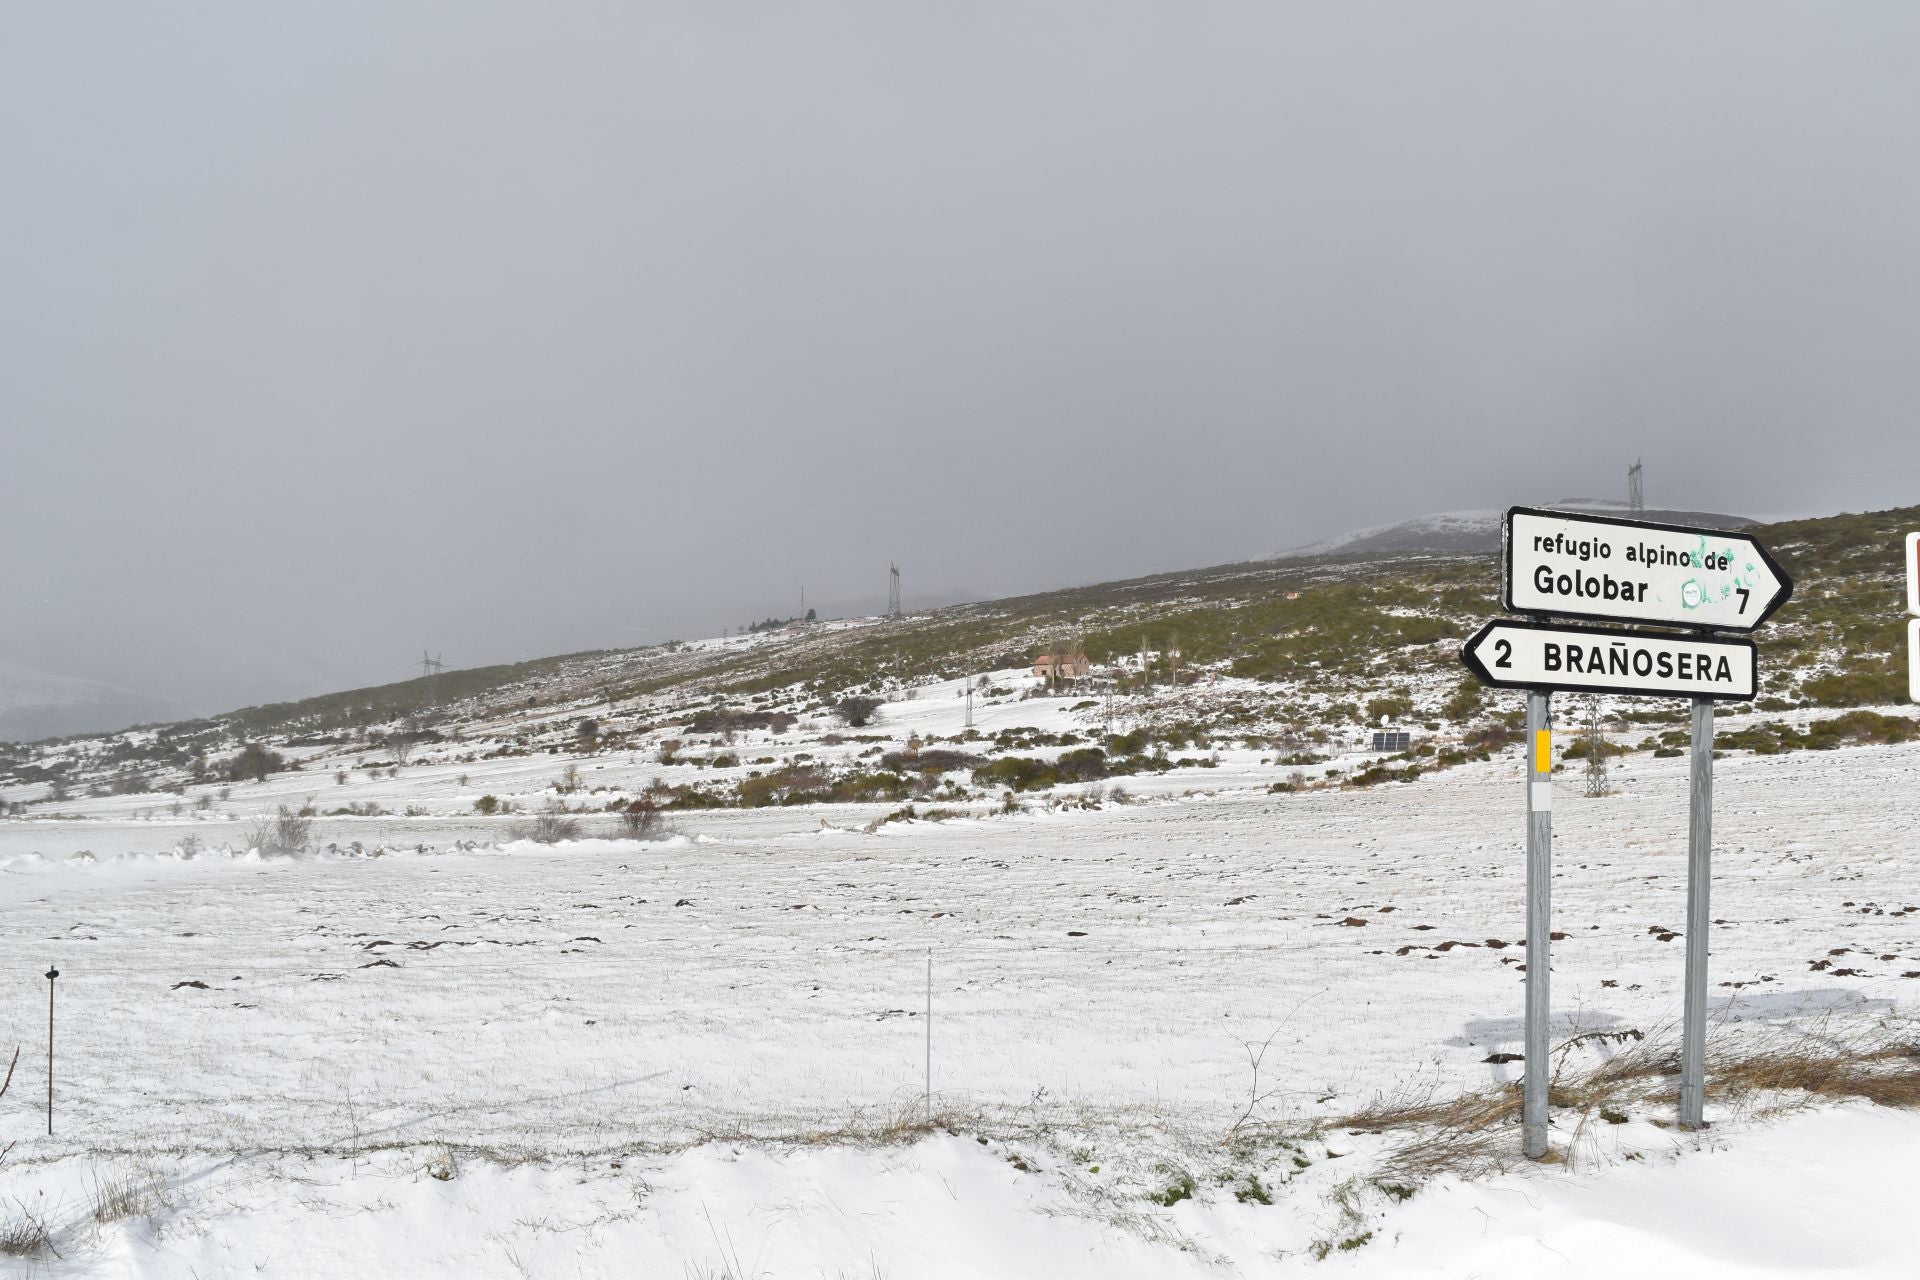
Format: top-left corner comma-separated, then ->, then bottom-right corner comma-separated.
45,966 -> 57,1136
924,949 -> 933,1126
1524,692 -> 1552,1160
1680,697 -> 1714,1128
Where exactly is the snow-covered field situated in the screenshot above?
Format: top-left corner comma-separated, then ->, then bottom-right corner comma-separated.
2,716 -> 1917,1275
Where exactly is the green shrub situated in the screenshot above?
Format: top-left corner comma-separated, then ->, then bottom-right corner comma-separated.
1365,694 -> 1414,723
881,748 -> 984,774
1348,762 -> 1422,787
1148,1174 -> 1196,1207
972,756 -> 1059,793
835,696 -> 883,727
1442,680 -> 1483,722
226,742 -> 286,783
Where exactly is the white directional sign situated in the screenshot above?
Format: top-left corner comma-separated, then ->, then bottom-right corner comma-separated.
1462,619 -> 1757,701
1910,618 -> 1920,705
1504,507 -> 1792,633
1907,531 -> 1919,617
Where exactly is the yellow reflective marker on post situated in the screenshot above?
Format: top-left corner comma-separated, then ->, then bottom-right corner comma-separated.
1534,729 -> 1552,774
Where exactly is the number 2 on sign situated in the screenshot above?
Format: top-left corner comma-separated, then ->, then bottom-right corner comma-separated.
1494,638 -> 1513,668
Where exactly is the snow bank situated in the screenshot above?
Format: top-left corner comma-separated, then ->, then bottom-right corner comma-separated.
10,1106 -> 1916,1278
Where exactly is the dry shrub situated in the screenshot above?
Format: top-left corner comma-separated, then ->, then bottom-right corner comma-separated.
243,815 -> 276,853
244,804 -> 314,854
424,1146 -> 459,1182
507,808 -> 581,844
0,1046 -> 14,1166
618,798 -> 669,841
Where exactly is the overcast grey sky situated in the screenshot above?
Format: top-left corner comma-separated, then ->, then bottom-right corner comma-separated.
4,3 -> 1919,714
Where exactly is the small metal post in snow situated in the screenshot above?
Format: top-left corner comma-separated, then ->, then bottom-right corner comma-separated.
45,966 -> 58,1136
1523,693 -> 1552,1160
924,949 -> 933,1126
1680,697 -> 1714,1128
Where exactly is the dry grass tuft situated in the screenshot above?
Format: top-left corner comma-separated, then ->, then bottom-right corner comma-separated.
1344,1085 -> 1520,1135
90,1169 -> 165,1225
1342,1084 -> 1523,1182
1713,1041 -> 1920,1108
0,1202 -> 55,1258
1338,1025 -> 1920,1184
697,1102 -> 978,1150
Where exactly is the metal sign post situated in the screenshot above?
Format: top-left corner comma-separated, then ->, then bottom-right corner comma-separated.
45,966 -> 57,1136
1679,697 -> 1714,1128
1523,692 -> 1552,1159
1465,506 -> 1792,1157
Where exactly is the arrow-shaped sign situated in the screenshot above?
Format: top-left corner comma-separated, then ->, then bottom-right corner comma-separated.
1503,507 -> 1792,634
1462,619 -> 1757,701
1909,618 -> 1920,705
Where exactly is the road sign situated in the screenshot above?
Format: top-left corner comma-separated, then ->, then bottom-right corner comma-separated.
1469,502 -> 1789,1156
1907,532 -> 1919,616
1910,618 -> 1920,704
1503,507 -> 1792,633
1462,619 -> 1757,701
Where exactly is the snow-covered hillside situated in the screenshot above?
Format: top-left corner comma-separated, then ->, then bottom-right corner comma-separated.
0,699 -> 1916,1274
0,653 -> 1916,1275
1,505 -> 1916,1276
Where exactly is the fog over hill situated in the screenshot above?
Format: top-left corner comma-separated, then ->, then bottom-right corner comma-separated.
0,660 -> 190,743
0,497 -> 1814,743
1274,499 -> 1756,561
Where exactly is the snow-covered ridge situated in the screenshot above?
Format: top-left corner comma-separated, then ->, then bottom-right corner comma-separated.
1273,499 -> 1756,561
